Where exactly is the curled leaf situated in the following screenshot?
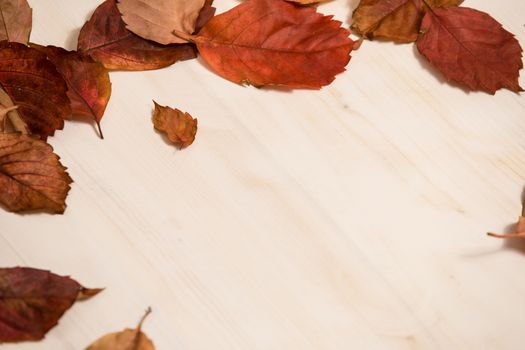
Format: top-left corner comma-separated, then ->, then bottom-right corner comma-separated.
0,0 -> 32,44
0,41 -> 71,139
32,45 -> 112,138
153,101 -> 197,149
117,0 -> 206,45
417,7 -> 523,94
178,0 -> 354,88
351,0 -> 463,43
0,133 -> 72,214
86,308 -> 155,350
78,0 -> 196,71
0,267 -> 101,342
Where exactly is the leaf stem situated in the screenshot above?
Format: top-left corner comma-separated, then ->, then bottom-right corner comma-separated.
137,307 -> 152,331
487,232 -> 525,239
172,30 -> 196,43
96,121 -> 104,140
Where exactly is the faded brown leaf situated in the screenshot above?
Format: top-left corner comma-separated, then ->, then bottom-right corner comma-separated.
153,101 -> 197,149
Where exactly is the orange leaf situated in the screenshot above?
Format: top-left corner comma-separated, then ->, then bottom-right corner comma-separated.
351,0 -> 463,43
152,101 -> 197,149
32,45 -> 112,139
0,267 -> 101,342
117,0 -> 206,45
417,7 -> 523,94
179,0 -> 354,88
0,42 -> 71,139
0,0 -> 32,44
78,0 -> 196,71
0,133 -> 72,214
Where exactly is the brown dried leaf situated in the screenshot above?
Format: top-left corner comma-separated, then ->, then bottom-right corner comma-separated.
0,0 -> 32,44
32,44 -> 112,138
0,41 -> 71,139
351,0 -> 463,43
152,101 -> 197,149
0,133 -> 72,213
117,0 -> 206,44
0,267 -> 101,342
86,308 -> 155,350
78,0 -> 196,71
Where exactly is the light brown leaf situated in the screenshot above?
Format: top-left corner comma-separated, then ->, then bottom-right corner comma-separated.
0,133 -> 72,213
117,0 -> 206,45
0,0 -> 32,44
86,308 -> 155,350
152,101 -> 197,149
351,0 -> 463,43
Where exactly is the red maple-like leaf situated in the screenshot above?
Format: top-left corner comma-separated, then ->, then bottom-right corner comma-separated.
417,7 -> 523,94
176,0 -> 355,88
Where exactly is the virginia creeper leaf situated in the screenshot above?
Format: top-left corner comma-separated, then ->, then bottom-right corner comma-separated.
351,0 -> 463,43
0,267 -> 101,342
86,308 -> 155,350
77,0 -> 196,71
0,41 -> 71,139
153,101 -> 197,149
117,0 -> 206,45
178,0 -> 354,88
0,0 -> 32,44
0,133 -> 72,213
32,45 -> 112,138
417,7 -> 523,94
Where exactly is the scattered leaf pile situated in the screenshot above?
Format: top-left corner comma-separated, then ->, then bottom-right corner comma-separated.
351,0 -> 523,94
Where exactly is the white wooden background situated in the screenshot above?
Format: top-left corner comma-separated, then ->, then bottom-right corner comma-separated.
2,0 -> 525,349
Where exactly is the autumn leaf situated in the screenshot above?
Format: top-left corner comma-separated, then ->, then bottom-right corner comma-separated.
86,308 -> 155,350
351,0 -> 463,43
0,0 -> 32,44
0,132 -> 72,214
488,199 -> 525,239
175,0 -> 354,88
153,101 -> 197,149
78,0 -> 196,71
0,267 -> 101,342
32,45 -> 111,139
0,41 -> 71,139
417,7 -> 523,94
117,0 -> 206,45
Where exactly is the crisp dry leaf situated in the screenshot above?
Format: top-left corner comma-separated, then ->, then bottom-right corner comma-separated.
0,267 -> 102,342
78,0 -> 196,71
32,45 -> 112,138
0,41 -> 71,139
0,0 -> 32,44
153,101 -> 197,149
488,199 -> 525,239
117,0 -> 206,45
0,133 -> 72,213
86,308 -> 154,350
176,0 -> 354,88
351,0 -> 463,43
417,7 -> 523,94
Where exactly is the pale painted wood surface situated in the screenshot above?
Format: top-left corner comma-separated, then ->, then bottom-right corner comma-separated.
2,0 -> 525,349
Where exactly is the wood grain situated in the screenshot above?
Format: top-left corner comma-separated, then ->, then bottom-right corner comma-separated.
1,0 -> 524,349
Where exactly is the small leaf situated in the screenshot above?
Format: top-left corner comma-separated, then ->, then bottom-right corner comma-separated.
417,7 -> 523,94
0,267 -> 101,342
86,308 -> 155,350
351,0 -> 463,43
0,41 -> 71,139
0,0 -> 32,44
78,0 -> 196,71
178,0 -> 354,88
32,45 -> 112,139
117,0 -> 206,45
0,133 -> 72,214
153,101 -> 197,149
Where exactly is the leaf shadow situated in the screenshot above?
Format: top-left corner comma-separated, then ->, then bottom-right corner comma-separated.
63,7 -> 96,51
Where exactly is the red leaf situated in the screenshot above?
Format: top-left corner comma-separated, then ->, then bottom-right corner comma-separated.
77,0 -> 196,71
32,45 -> 112,138
416,7 -> 523,94
178,0 -> 354,88
0,267 -> 101,342
0,41 -> 71,139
